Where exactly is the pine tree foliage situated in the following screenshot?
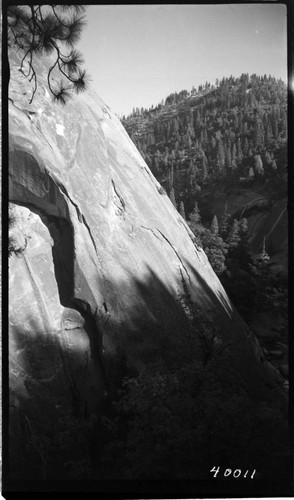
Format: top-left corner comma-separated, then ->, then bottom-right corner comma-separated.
254,154 -> 264,175
8,5 -> 89,104
202,230 -> 227,275
219,202 -> 231,240
259,236 -> 270,264
189,201 -> 201,225
210,215 -> 219,235
188,202 -> 204,245
248,166 -> 254,178
187,204 -> 227,274
227,219 -> 241,250
179,201 -> 186,220
169,187 -> 177,208
123,73 -> 287,205
249,238 -> 273,310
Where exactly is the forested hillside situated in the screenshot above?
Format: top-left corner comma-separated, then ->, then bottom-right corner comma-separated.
122,73 -> 288,384
123,74 -> 287,211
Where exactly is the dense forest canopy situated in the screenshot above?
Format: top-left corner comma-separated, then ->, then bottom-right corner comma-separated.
122,73 -> 287,214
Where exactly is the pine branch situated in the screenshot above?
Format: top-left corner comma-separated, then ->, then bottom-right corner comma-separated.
8,5 -> 89,105
63,14 -> 86,47
19,48 -> 32,76
72,69 -> 89,94
52,83 -> 73,105
60,49 -> 84,74
51,5 -> 70,28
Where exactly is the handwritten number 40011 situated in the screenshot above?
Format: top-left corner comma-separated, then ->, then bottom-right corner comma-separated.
210,466 -> 256,478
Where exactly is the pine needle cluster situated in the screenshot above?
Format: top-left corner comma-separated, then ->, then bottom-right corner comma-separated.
8,5 -> 89,104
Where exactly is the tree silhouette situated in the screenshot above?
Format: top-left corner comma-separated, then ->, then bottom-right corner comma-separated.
169,187 -> 177,208
227,219 -> 241,251
254,154 -> 264,175
219,202 -> 231,241
217,140 -> 225,172
7,5 -> 89,104
235,218 -> 253,272
210,215 -> 219,235
189,202 -> 201,225
253,117 -> 264,149
179,201 -> 186,220
188,202 -> 204,245
248,166 -> 254,179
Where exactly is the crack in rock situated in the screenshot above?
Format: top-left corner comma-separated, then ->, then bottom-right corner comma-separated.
156,228 -> 192,284
179,267 -> 191,301
140,225 -> 161,240
58,183 -> 99,257
111,179 -> 126,215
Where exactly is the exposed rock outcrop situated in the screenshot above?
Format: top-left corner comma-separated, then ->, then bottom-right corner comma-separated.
8,49 -> 286,443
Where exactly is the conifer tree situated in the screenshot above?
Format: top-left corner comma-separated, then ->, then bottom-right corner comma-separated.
163,151 -> 169,166
265,150 -> 272,165
227,219 -> 241,250
280,110 -> 287,140
254,154 -> 264,175
225,219 -> 242,273
265,122 -> 273,147
217,141 -> 225,172
226,142 -> 232,168
202,154 -> 208,180
188,202 -> 204,246
219,202 -> 231,240
232,143 -> 237,165
253,117 -> 264,149
202,232 -> 227,275
260,236 -> 270,264
169,187 -> 177,208
271,109 -> 278,139
211,215 -> 219,235
249,237 -> 272,310
243,136 -> 249,156
168,164 -> 174,190
8,5 -> 89,104
189,202 -> 201,225
236,218 -> 253,271
248,166 -> 254,179
236,137 -> 243,165
179,201 -> 186,220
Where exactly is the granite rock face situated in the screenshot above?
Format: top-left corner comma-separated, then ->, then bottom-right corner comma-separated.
8,50 -> 286,432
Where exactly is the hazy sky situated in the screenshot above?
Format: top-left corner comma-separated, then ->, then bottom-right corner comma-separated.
78,4 -> 287,117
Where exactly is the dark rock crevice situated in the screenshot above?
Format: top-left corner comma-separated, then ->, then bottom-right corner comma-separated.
111,179 -> 126,215
57,182 -> 100,256
15,201 -> 108,397
9,154 -> 109,409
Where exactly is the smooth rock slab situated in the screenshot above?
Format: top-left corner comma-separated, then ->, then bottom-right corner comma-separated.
8,49 -> 287,431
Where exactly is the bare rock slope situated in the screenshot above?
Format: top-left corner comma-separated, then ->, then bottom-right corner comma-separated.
9,51 -> 286,429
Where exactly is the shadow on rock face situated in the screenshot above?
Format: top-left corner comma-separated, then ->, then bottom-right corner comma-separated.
8,212 -> 290,483
7,47 -> 290,486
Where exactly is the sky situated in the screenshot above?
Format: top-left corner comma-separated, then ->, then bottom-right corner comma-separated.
78,4 -> 287,117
